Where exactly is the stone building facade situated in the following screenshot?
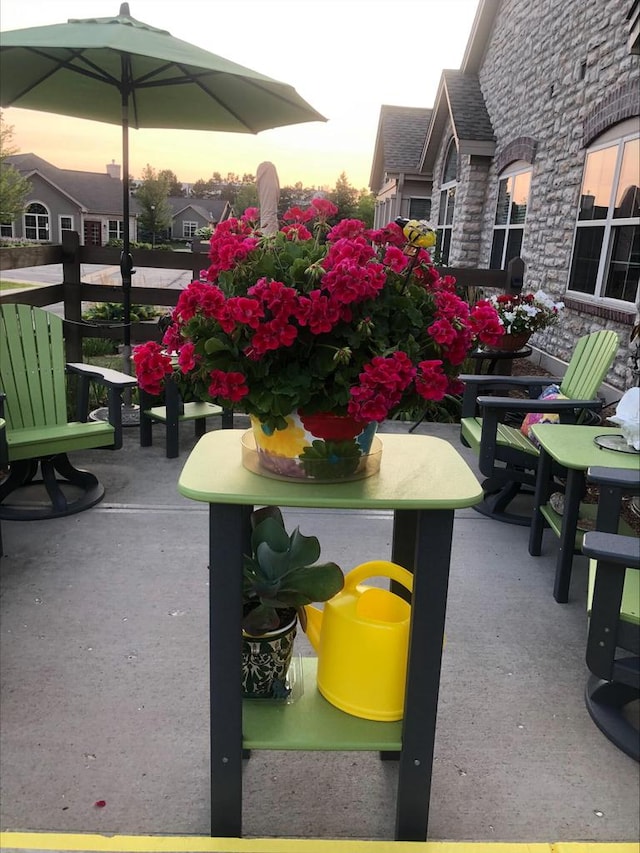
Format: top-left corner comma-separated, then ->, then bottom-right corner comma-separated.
372,0 -> 639,393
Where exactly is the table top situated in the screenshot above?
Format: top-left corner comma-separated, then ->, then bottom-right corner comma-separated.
530,424 -> 640,470
178,430 -> 483,510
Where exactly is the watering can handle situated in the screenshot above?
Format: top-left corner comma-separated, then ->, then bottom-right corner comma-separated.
344,560 -> 413,594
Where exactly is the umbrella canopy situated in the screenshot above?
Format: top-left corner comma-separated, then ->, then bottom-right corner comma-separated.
0,2 -> 325,362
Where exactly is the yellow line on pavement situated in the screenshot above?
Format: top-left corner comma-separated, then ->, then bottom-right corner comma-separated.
1,832 -> 638,853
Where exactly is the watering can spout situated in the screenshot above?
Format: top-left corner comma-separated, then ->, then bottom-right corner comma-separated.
303,604 -> 323,652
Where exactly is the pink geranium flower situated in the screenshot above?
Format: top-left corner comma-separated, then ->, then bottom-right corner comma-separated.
132,202 -> 503,432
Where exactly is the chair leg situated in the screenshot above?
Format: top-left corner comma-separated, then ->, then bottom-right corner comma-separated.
585,670 -> 640,761
139,390 -> 154,448
0,454 -> 105,520
472,479 -> 534,526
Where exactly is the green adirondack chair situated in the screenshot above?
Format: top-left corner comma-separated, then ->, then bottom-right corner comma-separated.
459,329 -> 620,525
0,303 -> 137,520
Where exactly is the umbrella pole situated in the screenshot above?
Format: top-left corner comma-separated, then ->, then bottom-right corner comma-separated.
119,62 -> 135,409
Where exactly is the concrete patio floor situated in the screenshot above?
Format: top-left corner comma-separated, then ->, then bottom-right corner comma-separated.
0,418 -> 638,847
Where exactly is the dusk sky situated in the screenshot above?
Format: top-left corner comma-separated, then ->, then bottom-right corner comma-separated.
1,0 -> 479,189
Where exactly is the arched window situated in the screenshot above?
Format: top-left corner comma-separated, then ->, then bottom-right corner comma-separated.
436,140 -> 457,264
568,119 -> 639,304
24,203 -> 50,242
489,162 -> 532,269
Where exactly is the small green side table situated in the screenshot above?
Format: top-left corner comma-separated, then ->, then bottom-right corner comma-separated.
178,430 -> 482,841
529,424 -> 639,603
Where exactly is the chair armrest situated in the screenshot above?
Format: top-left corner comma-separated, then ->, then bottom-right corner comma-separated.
474,397 -> 603,479
460,374 -> 561,418
476,395 -> 604,413
66,362 -> 138,389
459,373 -> 563,388
66,362 -> 137,450
582,531 -> 640,569
587,467 -> 640,494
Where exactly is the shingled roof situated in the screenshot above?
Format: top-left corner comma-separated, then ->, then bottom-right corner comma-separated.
419,70 -> 495,173
167,197 -> 230,223
443,70 -> 495,142
6,153 -> 130,216
369,105 -> 432,191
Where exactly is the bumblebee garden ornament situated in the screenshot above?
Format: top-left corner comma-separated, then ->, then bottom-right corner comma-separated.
134,200 -> 503,478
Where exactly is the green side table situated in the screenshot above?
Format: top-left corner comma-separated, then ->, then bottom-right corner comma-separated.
178,429 -> 482,841
529,424 -> 639,603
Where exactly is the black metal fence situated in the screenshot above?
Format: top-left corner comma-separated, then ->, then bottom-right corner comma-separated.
0,231 -> 524,362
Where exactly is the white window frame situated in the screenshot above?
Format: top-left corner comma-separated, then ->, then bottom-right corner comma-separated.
408,197 -> 432,222
59,215 -> 74,240
490,162 -> 532,270
0,220 -> 14,238
183,221 -> 198,238
108,219 -> 124,241
567,119 -> 639,306
436,139 -> 457,264
24,202 -> 50,241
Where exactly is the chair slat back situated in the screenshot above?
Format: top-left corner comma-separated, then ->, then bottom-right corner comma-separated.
559,330 -> 619,401
0,304 -> 68,430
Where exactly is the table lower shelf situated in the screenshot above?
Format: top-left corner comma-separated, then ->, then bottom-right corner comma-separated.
540,502 -> 635,548
242,657 -> 403,751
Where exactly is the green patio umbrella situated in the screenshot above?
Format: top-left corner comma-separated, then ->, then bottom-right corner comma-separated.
0,2 -> 326,368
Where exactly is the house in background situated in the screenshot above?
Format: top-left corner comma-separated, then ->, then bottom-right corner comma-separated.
3,153 -> 137,247
369,106 -> 432,229
369,0 -> 639,393
2,154 -> 232,246
166,197 -> 231,242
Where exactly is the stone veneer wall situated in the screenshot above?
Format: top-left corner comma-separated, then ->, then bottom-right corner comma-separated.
476,0 -> 639,388
430,0 -> 639,389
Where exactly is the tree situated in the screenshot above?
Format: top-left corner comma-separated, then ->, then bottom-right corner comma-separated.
329,172 -> 358,221
136,164 -> 172,246
0,111 -> 31,229
235,181 -> 258,215
158,168 -> 184,197
356,189 -> 375,227
191,177 -> 217,198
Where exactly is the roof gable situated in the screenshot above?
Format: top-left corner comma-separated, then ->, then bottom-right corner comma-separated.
369,105 -> 432,191
419,70 -> 495,173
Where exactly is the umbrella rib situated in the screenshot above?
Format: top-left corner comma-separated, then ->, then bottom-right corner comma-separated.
5,46 -> 121,103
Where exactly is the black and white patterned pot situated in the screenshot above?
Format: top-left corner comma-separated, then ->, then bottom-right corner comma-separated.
242,615 -> 297,698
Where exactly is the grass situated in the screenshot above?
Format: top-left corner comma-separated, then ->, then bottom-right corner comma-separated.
0,280 -> 43,290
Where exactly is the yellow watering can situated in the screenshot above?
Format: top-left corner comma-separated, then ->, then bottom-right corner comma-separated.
304,560 -> 413,721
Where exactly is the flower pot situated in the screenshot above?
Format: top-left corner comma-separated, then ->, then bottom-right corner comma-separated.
242,614 -> 297,698
245,410 -> 381,482
488,332 -> 531,352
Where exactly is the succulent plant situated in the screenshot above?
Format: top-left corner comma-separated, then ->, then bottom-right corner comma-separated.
242,506 -> 344,635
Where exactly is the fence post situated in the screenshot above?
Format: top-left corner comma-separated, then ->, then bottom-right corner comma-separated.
62,231 -> 83,362
191,240 -> 209,280
506,257 -> 525,295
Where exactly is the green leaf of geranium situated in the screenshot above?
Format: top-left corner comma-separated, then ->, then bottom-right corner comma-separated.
204,337 -> 230,354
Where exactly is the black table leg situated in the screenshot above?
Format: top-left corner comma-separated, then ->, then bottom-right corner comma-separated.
529,447 -> 552,556
391,508 -> 418,600
395,508 -> 454,841
208,502 -> 251,836
553,468 -> 583,603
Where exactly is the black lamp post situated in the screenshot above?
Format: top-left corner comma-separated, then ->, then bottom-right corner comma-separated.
150,204 -> 156,249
